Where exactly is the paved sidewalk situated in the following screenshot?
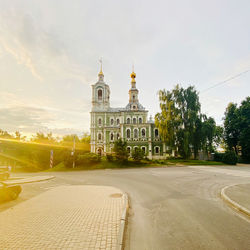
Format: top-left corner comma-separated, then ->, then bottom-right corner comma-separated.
0,185 -> 128,250
224,183 -> 250,212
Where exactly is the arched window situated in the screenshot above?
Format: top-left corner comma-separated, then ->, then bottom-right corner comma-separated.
133,117 -> 136,124
133,95 -> 135,101
110,133 -> 114,141
155,129 -> 159,137
139,117 -> 142,124
98,133 -> 102,141
110,118 -> 114,126
98,89 -> 102,100
117,133 -> 120,140
117,118 -> 120,125
134,129 -> 138,138
155,146 -> 160,154
127,147 -> 131,154
127,118 -> 130,124
126,129 -> 130,138
98,118 -> 102,125
141,147 -> 146,154
141,128 -> 146,137
133,105 -> 136,110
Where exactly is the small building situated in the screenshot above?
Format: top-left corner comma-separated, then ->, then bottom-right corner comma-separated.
90,66 -> 168,159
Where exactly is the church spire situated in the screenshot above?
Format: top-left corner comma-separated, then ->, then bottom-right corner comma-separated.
98,58 -> 104,81
130,65 -> 136,88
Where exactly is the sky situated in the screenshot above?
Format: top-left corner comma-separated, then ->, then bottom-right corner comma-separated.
0,0 -> 249,138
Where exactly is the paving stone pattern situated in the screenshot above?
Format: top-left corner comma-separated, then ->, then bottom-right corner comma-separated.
0,185 -> 126,250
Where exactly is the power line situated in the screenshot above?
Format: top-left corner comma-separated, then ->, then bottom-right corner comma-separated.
200,69 -> 250,94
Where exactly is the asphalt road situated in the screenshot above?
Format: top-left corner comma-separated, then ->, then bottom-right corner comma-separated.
2,165 -> 250,250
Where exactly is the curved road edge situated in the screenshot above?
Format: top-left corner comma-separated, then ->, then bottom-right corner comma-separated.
221,184 -> 250,218
3,175 -> 55,185
117,192 -> 129,250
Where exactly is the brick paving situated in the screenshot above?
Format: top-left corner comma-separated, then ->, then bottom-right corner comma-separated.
0,185 -> 127,250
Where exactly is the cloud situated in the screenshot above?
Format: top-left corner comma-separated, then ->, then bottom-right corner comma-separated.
0,106 -> 53,131
0,10 -> 88,83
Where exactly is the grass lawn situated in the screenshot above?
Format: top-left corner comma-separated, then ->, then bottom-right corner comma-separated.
46,159 -> 225,172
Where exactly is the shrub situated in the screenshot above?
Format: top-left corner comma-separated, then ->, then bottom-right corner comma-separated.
214,152 -> 224,162
222,151 -> 238,165
76,153 -> 101,166
106,154 -> 114,162
132,148 -> 145,162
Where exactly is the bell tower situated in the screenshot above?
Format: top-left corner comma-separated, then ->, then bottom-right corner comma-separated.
91,60 -> 110,111
128,67 -> 139,110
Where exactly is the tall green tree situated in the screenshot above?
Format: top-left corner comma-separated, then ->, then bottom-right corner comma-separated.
156,85 -> 219,159
238,97 -> 250,162
223,103 -> 240,154
113,139 -> 128,163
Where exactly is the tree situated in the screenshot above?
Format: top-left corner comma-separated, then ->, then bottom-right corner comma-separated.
156,85 -> 201,159
113,139 -> 128,163
0,129 -> 13,139
238,97 -> 250,162
224,103 -> 240,154
62,134 -> 80,143
156,85 -> 220,159
223,97 -> 250,162
213,126 -> 224,148
81,132 -> 91,144
15,131 -> 21,140
201,116 -> 216,153
155,89 -> 179,151
31,132 -> 56,144
132,148 -> 145,162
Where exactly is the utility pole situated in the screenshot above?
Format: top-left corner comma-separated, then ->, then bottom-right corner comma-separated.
50,150 -> 53,168
72,135 -> 76,168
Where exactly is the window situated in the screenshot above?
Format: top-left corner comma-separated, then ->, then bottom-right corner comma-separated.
126,129 -> 131,138
117,133 -> 120,140
127,118 -> 130,124
117,118 -> 120,125
141,147 -> 146,154
139,117 -> 142,124
134,129 -> 138,138
155,129 -> 159,137
98,89 -> 102,100
127,147 -> 131,154
110,118 -> 114,126
98,133 -> 102,141
133,105 -> 136,110
133,95 -> 135,101
98,118 -> 102,125
110,133 -> 114,141
155,146 -> 160,154
141,128 -> 146,137
133,118 -> 136,124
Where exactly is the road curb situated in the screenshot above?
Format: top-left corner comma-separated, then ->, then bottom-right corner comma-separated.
221,184 -> 250,218
117,192 -> 129,250
3,176 -> 55,185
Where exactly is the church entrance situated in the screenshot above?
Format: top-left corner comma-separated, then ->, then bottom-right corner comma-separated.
97,148 -> 102,156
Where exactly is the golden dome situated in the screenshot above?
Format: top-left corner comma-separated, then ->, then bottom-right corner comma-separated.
130,71 -> 136,79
